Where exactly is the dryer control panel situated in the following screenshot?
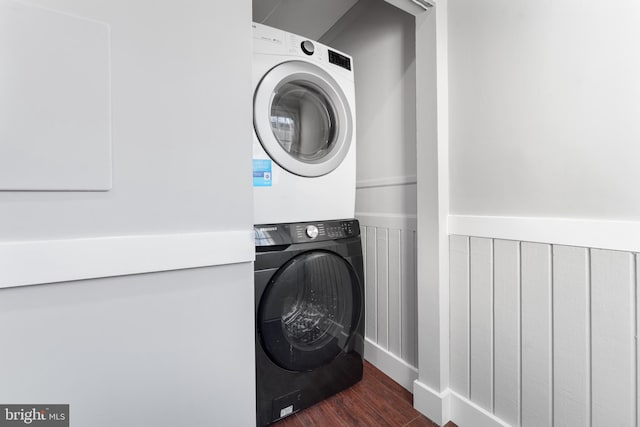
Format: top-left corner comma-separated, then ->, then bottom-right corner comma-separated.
255,219 -> 360,247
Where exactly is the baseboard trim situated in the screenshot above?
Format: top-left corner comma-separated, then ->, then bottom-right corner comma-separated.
449,214 -> 640,252
0,230 -> 254,289
364,338 -> 418,392
412,384 -> 510,427
413,380 -> 447,426
447,390 -> 510,427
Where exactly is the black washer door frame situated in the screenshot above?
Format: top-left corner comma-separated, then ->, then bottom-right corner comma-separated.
257,250 -> 362,372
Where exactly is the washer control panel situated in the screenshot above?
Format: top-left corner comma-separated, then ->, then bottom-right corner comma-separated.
255,219 -> 360,246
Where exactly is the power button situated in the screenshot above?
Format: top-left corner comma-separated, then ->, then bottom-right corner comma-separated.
305,225 -> 319,239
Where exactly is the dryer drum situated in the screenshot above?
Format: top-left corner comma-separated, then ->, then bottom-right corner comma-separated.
258,250 -> 362,372
270,80 -> 338,162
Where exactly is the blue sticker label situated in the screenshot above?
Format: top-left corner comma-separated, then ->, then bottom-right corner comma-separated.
253,159 -> 272,187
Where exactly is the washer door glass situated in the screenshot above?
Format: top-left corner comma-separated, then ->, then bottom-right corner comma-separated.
258,251 -> 362,372
254,61 -> 353,177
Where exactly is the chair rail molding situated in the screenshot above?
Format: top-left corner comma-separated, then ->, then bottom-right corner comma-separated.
449,214 -> 640,253
0,230 -> 254,289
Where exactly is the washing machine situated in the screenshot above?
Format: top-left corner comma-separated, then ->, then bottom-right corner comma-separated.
254,219 -> 364,426
252,23 -> 357,224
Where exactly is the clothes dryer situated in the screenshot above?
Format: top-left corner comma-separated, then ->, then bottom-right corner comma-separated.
254,219 -> 364,426
252,23 -> 356,224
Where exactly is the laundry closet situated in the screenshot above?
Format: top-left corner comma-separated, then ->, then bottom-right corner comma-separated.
252,0 -> 436,397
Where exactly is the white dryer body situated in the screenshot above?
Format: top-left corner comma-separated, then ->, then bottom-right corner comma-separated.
252,23 -> 356,225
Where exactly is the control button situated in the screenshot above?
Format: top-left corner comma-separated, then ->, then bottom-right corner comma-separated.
306,225 -> 319,239
301,40 -> 315,55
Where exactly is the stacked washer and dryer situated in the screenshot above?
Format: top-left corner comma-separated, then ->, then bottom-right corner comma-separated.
252,23 -> 365,426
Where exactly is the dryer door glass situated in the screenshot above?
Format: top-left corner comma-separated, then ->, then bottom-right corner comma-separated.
258,251 -> 362,372
254,61 -> 353,177
270,81 -> 337,162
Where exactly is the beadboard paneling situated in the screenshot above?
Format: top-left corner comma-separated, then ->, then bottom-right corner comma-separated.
493,239 -> 520,426
364,226 -> 378,341
450,235 -> 639,427
520,242 -> 552,427
552,245 -> 589,427
359,215 -> 418,374
449,235 -> 470,397
401,228 -> 418,367
377,227 -> 390,349
469,237 -> 493,411
591,249 -> 635,427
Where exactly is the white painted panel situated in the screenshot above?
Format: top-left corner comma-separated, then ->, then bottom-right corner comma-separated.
402,229 -> 418,366
553,245 -> 589,427
591,249 -> 635,427
469,237 -> 493,411
0,0 -> 111,190
376,227 -> 390,349
361,225 -> 367,269
388,228 -> 402,356
493,239 -> 520,426
449,235 -> 470,397
0,264 -> 256,427
365,226 -> 377,341
521,242 -> 552,427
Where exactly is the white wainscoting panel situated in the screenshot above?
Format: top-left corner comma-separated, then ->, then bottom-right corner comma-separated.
520,242 -> 552,427
401,227 -> 418,367
469,237 -> 493,412
591,249 -> 635,427
388,229 -> 402,356
449,235 -> 470,397
493,239 -> 520,426
359,214 -> 418,390
449,235 -> 640,427
552,245 -> 589,427
363,226 -> 378,341
377,227 -> 390,349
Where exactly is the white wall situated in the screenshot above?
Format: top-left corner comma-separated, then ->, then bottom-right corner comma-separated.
0,0 -> 255,425
448,0 -> 640,220
0,265 -> 255,427
442,1 -> 640,426
0,0 -> 252,241
322,0 -> 420,390
323,0 -> 417,213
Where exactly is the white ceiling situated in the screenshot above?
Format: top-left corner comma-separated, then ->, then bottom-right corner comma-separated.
253,0 -> 360,40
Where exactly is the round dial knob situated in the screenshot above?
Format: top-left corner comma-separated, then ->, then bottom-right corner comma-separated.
305,225 -> 319,239
301,40 -> 315,56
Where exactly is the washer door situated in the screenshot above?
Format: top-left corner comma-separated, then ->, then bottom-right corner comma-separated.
254,61 -> 353,177
258,251 -> 362,372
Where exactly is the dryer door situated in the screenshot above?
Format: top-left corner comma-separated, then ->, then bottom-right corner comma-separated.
258,250 -> 362,372
254,61 -> 353,177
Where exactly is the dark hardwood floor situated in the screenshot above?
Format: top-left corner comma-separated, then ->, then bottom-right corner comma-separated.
273,361 -> 457,427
